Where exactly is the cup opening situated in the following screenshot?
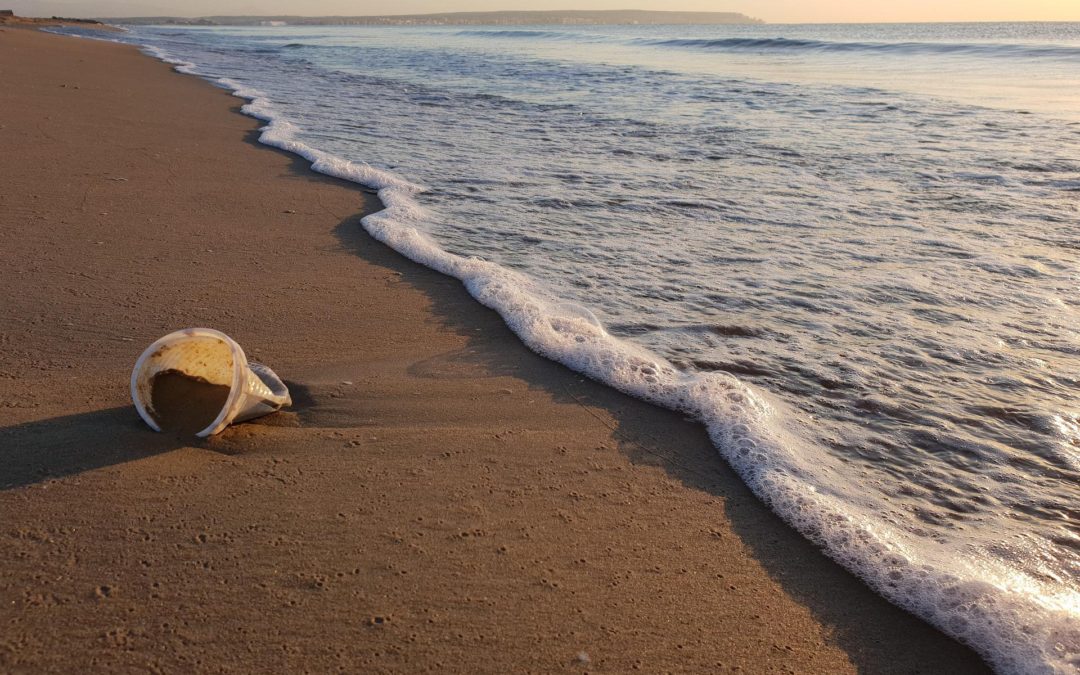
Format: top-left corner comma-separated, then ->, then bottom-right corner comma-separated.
150,369 -> 232,435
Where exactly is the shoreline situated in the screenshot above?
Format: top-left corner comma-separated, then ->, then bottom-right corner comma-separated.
0,27 -> 990,673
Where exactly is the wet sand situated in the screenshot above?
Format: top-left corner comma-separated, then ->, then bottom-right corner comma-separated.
150,371 -> 232,435
0,27 -> 990,673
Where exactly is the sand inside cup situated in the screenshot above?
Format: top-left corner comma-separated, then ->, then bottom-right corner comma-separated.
150,369 -> 231,434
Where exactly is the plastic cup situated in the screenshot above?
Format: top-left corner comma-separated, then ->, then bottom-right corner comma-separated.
130,328 -> 291,437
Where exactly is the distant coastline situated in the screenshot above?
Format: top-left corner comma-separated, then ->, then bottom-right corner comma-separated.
98,10 -> 764,27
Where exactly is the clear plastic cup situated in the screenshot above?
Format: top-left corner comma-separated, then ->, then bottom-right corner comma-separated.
131,328 -> 291,437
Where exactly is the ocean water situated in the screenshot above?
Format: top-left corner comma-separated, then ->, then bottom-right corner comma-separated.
59,22 -> 1079,673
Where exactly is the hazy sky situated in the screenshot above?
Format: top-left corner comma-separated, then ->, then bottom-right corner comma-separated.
12,0 -> 1080,23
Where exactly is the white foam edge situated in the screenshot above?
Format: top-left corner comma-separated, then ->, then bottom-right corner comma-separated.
100,35 -> 1080,675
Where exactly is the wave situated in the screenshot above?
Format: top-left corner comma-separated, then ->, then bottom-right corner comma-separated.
638,36 -> 1080,60
457,29 -> 558,38
454,28 -> 613,44
109,34 -> 1079,675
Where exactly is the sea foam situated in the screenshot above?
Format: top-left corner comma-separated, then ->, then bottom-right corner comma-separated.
105,36 -> 1080,675
221,68 -> 1079,675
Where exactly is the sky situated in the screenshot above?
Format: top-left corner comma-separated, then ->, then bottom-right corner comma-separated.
11,0 -> 1080,23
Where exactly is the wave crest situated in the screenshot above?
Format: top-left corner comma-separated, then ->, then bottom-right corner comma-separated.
640,36 -> 1080,60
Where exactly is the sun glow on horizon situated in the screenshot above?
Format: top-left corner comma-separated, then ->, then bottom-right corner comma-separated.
750,0 -> 1080,24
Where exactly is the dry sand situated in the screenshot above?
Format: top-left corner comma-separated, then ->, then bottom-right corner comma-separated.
0,27 -> 990,673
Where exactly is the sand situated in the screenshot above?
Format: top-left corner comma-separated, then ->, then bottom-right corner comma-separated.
150,371 -> 232,435
0,27 -> 990,673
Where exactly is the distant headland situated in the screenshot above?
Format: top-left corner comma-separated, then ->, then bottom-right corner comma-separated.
104,10 -> 764,27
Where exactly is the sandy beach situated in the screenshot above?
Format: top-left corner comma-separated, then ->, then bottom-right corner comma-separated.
0,27 -> 990,673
